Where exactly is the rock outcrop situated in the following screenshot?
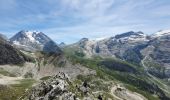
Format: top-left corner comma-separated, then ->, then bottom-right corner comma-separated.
25,72 -> 76,100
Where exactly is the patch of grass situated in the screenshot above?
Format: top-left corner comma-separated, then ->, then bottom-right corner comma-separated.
125,84 -> 159,100
0,68 -> 16,77
0,79 -> 36,100
12,79 -> 35,88
102,92 -> 114,99
91,80 -> 110,92
144,60 -> 162,70
43,60 -> 47,65
74,51 -> 85,57
24,72 -> 33,78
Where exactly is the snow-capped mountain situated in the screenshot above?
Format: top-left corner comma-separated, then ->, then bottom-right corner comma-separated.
10,30 -> 61,53
113,31 -> 148,43
68,31 -> 149,58
65,30 -> 170,78
153,30 -> 170,37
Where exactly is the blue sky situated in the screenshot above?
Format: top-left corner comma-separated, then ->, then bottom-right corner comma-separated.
0,0 -> 170,44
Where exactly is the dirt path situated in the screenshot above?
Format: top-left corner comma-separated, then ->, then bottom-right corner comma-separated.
110,85 -> 146,100
110,86 -> 124,100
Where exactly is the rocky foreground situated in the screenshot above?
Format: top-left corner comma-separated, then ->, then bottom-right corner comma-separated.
24,72 -> 75,100
22,72 -> 147,100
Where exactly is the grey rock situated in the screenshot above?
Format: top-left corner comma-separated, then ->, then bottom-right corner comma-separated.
25,72 -> 75,100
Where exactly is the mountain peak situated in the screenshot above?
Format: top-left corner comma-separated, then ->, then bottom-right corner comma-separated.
115,31 -> 144,39
153,29 -> 170,37
10,30 -> 51,45
79,38 -> 89,41
15,30 -> 43,42
58,42 -> 66,48
10,30 -> 61,53
78,38 -> 89,43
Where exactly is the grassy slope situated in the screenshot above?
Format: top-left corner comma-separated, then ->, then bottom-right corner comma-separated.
0,79 -> 36,100
0,68 -> 16,77
64,48 -> 170,100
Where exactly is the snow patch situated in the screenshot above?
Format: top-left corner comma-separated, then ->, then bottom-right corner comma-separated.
25,31 -> 35,42
13,41 -> 20,45
154,30 -> 170,37
92,37 -> 107,41
113,34 -> 147,42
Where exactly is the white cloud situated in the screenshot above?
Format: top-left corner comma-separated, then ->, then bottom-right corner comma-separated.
1,0 -> 170,44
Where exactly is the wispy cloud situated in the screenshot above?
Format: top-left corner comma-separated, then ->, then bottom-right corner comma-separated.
0,0 -> 170,44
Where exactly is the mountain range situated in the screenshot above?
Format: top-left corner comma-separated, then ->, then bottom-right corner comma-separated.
65,30 -> 170,78
0,30 -> 170,100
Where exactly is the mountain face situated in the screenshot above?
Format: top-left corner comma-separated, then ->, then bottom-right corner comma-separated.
106,31 -> 149,63
141,30 -> 170,78
67,31 -> 149,61
65,30 -> 170,78
10,30 -> 61,53
0,35 -> 33,65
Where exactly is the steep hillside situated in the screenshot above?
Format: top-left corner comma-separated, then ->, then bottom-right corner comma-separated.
141,30 -> 170,78
1,50 -> 169,100
0,35 -> 33,65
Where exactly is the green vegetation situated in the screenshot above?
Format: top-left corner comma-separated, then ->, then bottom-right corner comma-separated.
125,84 -> 159,100
74,51 -> 85,57
40,76 -> 52,80
77,74 -> 94,82
0,68 -> 16,77
68,74 -> 114,99
64,50 -> 169,100
24,72 -> 33,78
0,79 -> 36,100
144,59 -> 162,70
43,60 -> 47,65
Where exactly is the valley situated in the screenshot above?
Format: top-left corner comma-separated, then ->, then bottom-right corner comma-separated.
0,30 -> 170,100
